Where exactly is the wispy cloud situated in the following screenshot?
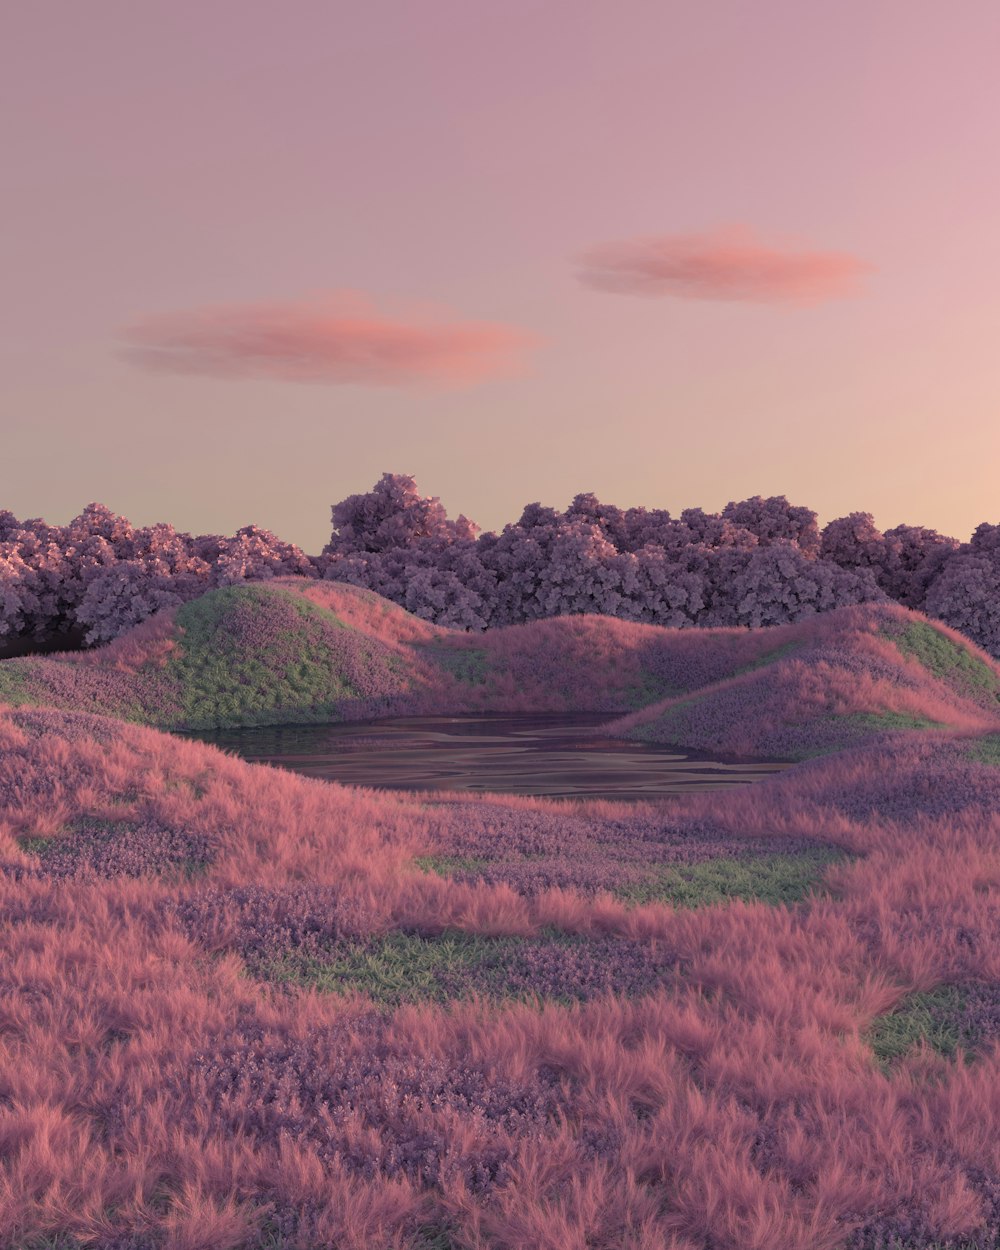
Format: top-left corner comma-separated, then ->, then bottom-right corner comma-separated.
577,226 -> 871,304
120,293 -> 534,386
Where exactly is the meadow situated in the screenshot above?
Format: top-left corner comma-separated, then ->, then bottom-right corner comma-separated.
2,585 -> 1000,1248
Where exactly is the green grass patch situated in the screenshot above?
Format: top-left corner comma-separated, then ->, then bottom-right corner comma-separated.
413,854 -> 494,876
0,660 -> 33,706
259,931 -> 496,1006
13,1208 -> 316,1250
17,836 -> 54,857
13,1238 -> 87,1250
623,669 -> 681,710
626,639 -> 802,717
413,1227 -> 459,1250
889,620 -> 998,695
966,734 -> 1000,766
626,695 -> 697,742
167,584 -> 400,729
790,712 -> 946,762
842,711 -> 945,732
616,847 -> 846,909
423,643 -> 491,685
863,1243 -> 981,1250
731,639 -> 802,678
256,930 -> 629,1008
865,985 -> 972,1067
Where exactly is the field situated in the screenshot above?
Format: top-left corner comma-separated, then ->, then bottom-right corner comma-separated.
3,589 -> 1000,1248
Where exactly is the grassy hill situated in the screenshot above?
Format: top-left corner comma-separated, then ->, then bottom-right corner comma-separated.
1,581 -> 997,752
0,582 -> 423,729
0,579 -> 801,729
604,603 -> 1000,758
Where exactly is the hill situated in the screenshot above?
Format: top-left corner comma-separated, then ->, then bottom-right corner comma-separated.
603,603 -> 1000,758
0,578 -> 806,730
1,583 -> 997,752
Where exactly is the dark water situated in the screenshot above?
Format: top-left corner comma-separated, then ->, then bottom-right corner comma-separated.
187,713 -> 791,800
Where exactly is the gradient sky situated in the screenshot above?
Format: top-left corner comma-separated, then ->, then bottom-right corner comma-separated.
4,0 -> 999,553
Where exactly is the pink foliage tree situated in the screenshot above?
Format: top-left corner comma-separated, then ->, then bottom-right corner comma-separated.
819,511 -> 888,573
0,505 -> 316,649
323,472 -> 477,557
0,545 -> 39,638
722,494 -> 821,555
210,525 -> 316,586
618,544 -> 707,626
75,525 -> 210,644
0,518 -> 70,639
924,523 -> 1000,657
820,512 -> 964,610
723,541 -> 886,628
880,524 -> 960,607
317,479 -> 946,637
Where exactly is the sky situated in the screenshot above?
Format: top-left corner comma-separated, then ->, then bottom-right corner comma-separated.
3,0 -> 1000,554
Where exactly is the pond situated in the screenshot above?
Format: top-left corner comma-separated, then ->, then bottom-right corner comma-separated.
187,713 -> 792,800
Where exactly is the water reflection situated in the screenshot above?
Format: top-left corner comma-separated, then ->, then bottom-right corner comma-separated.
186,713 -> 791,800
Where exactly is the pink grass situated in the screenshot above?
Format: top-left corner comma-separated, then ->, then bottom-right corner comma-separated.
3,592 -> 1000,1245
3,694 -> 1000,1244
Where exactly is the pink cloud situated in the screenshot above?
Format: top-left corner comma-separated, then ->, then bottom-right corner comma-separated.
577,226 -> 872,304
120,293 -> 534,386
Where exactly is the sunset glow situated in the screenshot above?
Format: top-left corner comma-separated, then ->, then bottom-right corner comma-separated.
4,1 -> 999,547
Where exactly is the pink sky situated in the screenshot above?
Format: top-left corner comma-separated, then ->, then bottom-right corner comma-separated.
3,0 -> 999,553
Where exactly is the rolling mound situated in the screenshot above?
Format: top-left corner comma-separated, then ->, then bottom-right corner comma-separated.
0,579 -> 811,729
604,603 -> 1000,758
2,583 -> 997,753
0,582 -> 424,729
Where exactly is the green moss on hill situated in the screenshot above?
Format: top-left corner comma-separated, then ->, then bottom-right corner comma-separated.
616,847 -> 845,908
731,639 -> 802,677
166,584 -> 408,730
841,711 -> 945,732
890,620 -> 998,696
967,734 -> 1000,766
0,662 -> 31,706
421,643 -> 490,685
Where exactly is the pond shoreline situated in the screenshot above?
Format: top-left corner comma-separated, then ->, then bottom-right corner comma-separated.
181,711 -> 792,800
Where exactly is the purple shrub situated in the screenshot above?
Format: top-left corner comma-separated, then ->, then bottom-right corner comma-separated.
321,481 -> 897,639
210,524 -> 315,585
29,816 -> 214,881
564,491 -> 630,549
723,542 -> 886,628
166,884 -> 379,960
820,512 -> 890,573
0,505 -> 316,650
175,1012 -> 566,1192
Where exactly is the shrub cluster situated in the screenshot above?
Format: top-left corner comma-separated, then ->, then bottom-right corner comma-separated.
0,503 -> 313,647
3,474 -> 999,656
